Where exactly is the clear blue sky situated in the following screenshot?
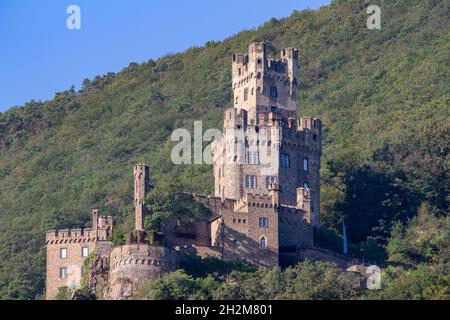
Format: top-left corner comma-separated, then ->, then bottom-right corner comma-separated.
0,0 -> 331,112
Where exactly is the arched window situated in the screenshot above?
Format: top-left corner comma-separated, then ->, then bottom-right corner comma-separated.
259,236 -> 267,249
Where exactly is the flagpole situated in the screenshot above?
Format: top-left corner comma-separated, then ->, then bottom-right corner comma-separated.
343,218 -> 348,256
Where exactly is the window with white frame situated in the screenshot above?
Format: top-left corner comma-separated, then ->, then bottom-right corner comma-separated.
59,267 -> 67,279
265,176 -> 277,188
259,217 -> 269,228
82,247 -> 89,258
60,248 -> 67,259
245,175 -> 257,189
248,151 -> 259,165
281,154 -> 290,167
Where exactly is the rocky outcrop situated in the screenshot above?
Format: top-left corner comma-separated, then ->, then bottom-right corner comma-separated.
87,241 -> 112,297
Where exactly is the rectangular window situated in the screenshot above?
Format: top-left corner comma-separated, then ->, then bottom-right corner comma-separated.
248,151 -> 259,165
59,267 -> 67,279
270,106 -> 278,113
60,248 -> 67,259
281,154 -> 290,167
245,175 -> 257,189
265,176 -> 278,188
270,86 -> 278,98
303,158 -> 309,171
303,181 -> 309,191
244,88 -> 248,101
82,247 -> 89,258
259,217 -> 269,228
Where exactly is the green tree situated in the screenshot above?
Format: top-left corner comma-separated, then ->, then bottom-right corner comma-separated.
143,179 -> 210,232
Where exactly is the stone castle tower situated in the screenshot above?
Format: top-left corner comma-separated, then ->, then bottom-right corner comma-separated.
193,42 -> 323,267
213,42 -> 322,227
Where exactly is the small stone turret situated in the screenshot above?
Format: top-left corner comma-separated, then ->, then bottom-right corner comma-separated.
297,187 -> 316,225
268,182 -> 280,207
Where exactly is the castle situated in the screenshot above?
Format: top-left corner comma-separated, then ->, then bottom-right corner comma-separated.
45,42 -> 322,299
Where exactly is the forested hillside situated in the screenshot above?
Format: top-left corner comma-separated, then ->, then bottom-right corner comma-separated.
0,0 -> 448,299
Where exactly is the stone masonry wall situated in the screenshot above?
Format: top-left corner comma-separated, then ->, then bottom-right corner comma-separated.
45,229 -> 98,299
105,245 -> 178,300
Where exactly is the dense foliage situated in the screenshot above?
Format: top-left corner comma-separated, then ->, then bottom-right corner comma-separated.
0,0 -> 448,299
135,261 -> 364,300
143,180 -> 211,232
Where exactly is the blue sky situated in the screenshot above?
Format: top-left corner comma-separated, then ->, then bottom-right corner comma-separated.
0,0 -> 331,112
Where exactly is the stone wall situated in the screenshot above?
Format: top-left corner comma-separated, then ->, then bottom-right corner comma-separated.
213,203 -> 279,268
278,206 -> 313,249
163,220 -> 211,247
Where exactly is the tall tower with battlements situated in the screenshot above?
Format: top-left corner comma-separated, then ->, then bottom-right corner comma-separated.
232,42 -> 298,124
134,164 -> 152,231
213,42 -> 322,227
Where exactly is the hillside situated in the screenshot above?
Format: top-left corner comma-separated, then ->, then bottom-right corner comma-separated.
0,0 -> 449,299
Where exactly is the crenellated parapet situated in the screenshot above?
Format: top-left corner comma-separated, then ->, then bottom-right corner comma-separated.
231,42 -> 299,124
233,193 -> 279,212
232,42 -> 297,87
45,210 -> 113,245
279,118 -> 322,154
46,228 -> 98,245
109,245 -> 177,269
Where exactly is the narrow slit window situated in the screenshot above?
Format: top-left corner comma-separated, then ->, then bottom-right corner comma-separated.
303,158 -> 309,171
